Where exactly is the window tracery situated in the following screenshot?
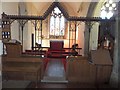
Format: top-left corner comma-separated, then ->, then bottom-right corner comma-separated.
50,7 -> 65,38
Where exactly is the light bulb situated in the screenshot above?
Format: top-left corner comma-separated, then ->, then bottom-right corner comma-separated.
100,10 -> 107,19
106,11 -> 113,19
112,3 -> 116,8
114,8 -> 117,10
109,7 -> 113,10
109,0 -> 113,4
106,3 -> 109,7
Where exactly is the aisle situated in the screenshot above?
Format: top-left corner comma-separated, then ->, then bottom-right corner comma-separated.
41,58 -> 68,83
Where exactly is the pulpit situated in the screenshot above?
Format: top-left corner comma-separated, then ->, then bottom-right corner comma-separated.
4,42 -> 22,57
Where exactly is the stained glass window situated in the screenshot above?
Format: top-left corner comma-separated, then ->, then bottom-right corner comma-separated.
50,7 -> 65,38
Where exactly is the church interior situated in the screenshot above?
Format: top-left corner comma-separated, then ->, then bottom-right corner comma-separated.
0,0 -> 119,89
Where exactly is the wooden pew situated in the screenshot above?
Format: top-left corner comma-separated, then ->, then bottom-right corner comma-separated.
66,48 -> 113,84
66,56 -> 96,83
90,48 -> 113,84
2,56 -> 45,87
2,42 -> 45,87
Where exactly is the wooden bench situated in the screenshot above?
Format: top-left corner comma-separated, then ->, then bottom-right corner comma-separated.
2,42 -> 46,87
66,51 -> 112,84
2,62 -> 42,87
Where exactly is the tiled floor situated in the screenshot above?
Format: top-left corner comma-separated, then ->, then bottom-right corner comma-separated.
44,58 -> 65,77
41,58 -> 67,83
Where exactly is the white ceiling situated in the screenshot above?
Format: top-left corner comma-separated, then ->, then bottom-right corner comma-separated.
31,2 -> 91,16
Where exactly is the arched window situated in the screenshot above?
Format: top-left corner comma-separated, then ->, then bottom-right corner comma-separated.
50,7 -> 65,38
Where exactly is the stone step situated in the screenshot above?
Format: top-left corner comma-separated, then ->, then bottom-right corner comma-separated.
41,76 -> 68,83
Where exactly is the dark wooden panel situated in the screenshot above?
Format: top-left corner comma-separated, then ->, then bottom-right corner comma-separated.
91,48 -> 112,65
66,57 -> 96,83
2,62 -> 42,82
5,43 -> 22,58
96,65 -> 112,84
66,56 -> 112,84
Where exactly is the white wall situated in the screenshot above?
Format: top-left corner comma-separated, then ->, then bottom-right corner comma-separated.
89,23 -> 99,50
78,23 -> 85,56
2,2 -> 19,41
2,2 -> 18,15
11,21 -> 19,40
21,2 -> 38,51
26,3 -> 36,50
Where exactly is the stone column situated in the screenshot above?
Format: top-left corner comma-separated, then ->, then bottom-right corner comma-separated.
117,1 -> 120,88
0,40 -> 3,90
110,11 -> 119,88
84,2 -> 97,56
84,26 -> 90,56
118,2 -> 120,88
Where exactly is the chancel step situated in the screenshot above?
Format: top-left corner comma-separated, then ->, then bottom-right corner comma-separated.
41,77 -> 68,83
